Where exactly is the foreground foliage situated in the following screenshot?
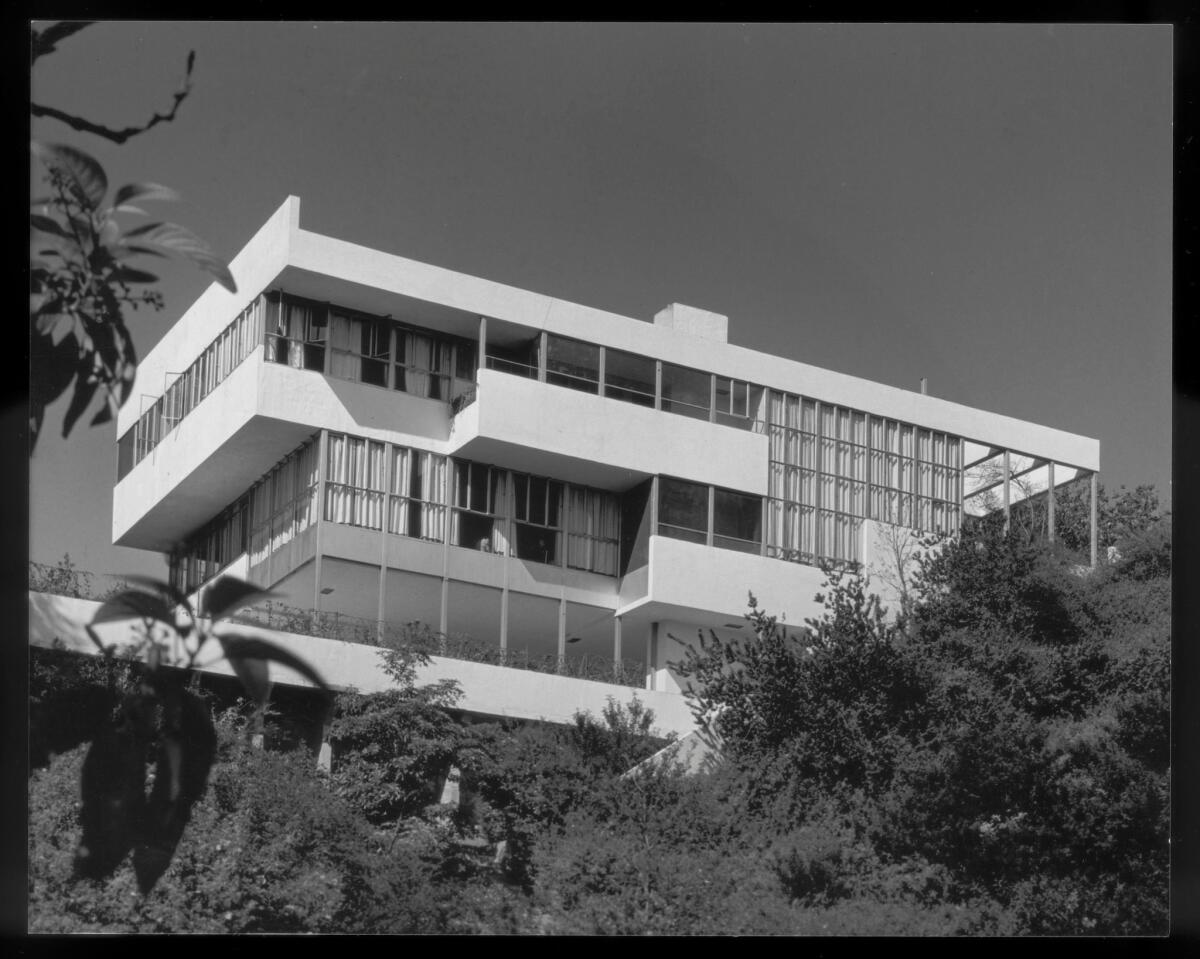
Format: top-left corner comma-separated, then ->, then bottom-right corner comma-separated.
30,507 -> 1169,934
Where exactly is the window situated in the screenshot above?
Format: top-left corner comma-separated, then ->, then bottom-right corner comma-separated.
604,348 -> 656,407
329,309 -> 390,386
389,446 -> 448,541
713,488 -> 762,553
451,461 -> 509,553
395,330 -> 454,400
513,473 -> 563,564
660,363 -> 711,421
546,335 -> 600,393
324,433 -> 386,529
715,376 -> 757,428
267,296 -> 327,371
565,485 -> 619,575
658,477 -> 709,545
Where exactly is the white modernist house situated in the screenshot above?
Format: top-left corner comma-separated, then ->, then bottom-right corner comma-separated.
110,196 -> 1101,719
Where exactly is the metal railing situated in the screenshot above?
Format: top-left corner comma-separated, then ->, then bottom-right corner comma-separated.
28,563 -> 645,690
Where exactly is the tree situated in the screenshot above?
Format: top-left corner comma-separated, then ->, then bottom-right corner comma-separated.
30,21 -> 236,450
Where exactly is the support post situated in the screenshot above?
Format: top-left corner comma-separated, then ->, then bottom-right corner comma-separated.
313,430 -> 329,619
1047,462 -> 1056,543
557,597 -> 567,674
538,330 -> 548,383
1090,471 -> 1099,567
613,615 -> 623,681
478,315 -> 487,375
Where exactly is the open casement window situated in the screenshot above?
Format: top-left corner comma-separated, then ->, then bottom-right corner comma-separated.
657,476 -> 709,545
513,473 -> 563,564
450,461 -> 510,554
661,363 -> 712,421
266,296 -> 327,371
546,334 -> 600,394
388,446 -> 448,542
603,348 -> 656,407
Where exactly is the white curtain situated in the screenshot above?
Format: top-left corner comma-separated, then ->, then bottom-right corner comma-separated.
406,333 -> 433,397
329,312 -> 363,380
490,470 -> 510,554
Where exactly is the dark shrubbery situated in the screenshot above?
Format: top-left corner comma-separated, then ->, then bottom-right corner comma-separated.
29,499 -> 1169,934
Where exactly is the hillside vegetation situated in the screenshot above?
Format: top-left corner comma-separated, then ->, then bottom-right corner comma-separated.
29,494 -> 1169,934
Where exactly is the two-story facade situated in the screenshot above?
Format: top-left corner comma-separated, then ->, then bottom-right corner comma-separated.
112,196 -> 1100,699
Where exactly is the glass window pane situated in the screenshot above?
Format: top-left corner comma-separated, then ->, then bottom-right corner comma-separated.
658,477 -> 708,537
605,348 -> 656,405
661,363 -> 711,419
713,489 -> 762,546
546,335 -> 599,392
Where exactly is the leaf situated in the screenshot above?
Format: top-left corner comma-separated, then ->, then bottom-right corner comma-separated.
29,213 -> 71,238
112,242 -> 168,260
31,141 -> 108,212
35,312 -> 74,346
111,266 -> 159,285
226,652 -> 272,708
92,589 -> 176,627
117,574 -> 196,624
201,575 -> 274,620
217,632 -> 330,692
113,182 -> 180,207
61,373 -> 98,439
122,221 -> 237,293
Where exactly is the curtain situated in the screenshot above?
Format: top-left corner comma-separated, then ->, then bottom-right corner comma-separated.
406,333 -> 433,397
389,446 -> 411,535
421,453 -> 447,541
329,313 -> 362,380
490,470 -> 510,554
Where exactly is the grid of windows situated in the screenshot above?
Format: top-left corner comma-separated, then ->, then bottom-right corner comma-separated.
485,335 -> 761,430
248,440 -> 321,574
765,392 -> 962,565
117,295 -> 268,481
319,432 -> 620,576
169,497 -> 249,595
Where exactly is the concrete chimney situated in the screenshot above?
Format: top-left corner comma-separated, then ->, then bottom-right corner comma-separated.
653,303 -> 728,344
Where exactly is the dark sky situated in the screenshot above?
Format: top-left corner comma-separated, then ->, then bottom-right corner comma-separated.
29,22 -> 1173,579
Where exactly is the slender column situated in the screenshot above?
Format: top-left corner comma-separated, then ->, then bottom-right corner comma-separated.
1047,462 -> 1056,542
316,716 -> 333,774
1002,450 -> 1011,533
706,485 -> 715,547
650,475 -> 660,536
654,361 -> 663,411
441,464 -> 452,649
613,615 -> 623,681
313,430 -> 329,618
538,331 -> 548,382
378,443 -> 390,644
598,346 -> 606,397
1090,471 -> 1099,567
709,374 -> 717,423
499,588 -> 510,663
478,315 -> 487,375
557,597 -> 567,674
646,622 -> 658,692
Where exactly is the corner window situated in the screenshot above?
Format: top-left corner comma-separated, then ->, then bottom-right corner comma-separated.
546,335 -> 600,393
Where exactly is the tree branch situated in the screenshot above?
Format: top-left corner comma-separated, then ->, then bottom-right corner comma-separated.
31,21 -> 95,63
31,50 -> 196,145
